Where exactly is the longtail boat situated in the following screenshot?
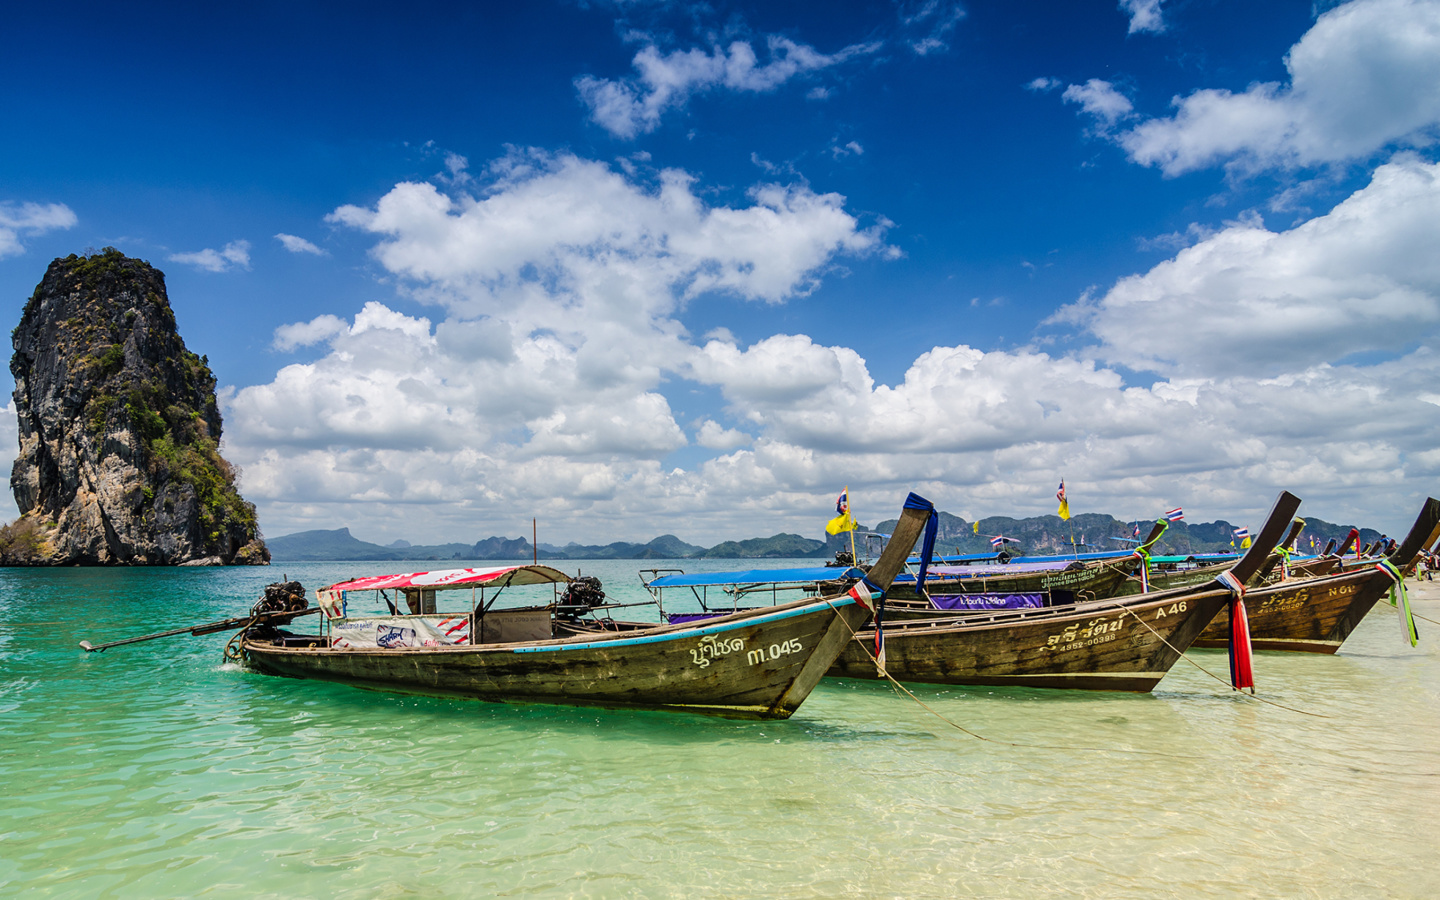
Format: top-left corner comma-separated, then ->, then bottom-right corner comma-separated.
882,520 -> 1171,616
825,492 -> 1302,692
236,494 -> 936,719
1193,497 -> 1440,653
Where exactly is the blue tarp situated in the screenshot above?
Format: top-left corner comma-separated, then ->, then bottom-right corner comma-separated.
645,566 -> 864,588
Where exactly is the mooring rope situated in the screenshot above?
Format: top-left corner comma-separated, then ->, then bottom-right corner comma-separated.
815,595 -> 1440,778
1116,604 -> 1331,719
819,595 -> 1213,759
222,616 -> 259,662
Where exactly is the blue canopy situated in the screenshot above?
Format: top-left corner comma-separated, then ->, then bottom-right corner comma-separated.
909,552 -> 1001,564
645,566 -> 864,588
1011,550 -> 1137,562
1147,552 -> 1240,564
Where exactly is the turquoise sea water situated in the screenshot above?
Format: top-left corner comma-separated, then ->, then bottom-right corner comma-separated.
2,559 -> 1438,898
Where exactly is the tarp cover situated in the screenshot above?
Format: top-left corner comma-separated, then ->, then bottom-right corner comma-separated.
930,593 -> 1046,610
327,565 -> 570,594
646,566 -> 863,588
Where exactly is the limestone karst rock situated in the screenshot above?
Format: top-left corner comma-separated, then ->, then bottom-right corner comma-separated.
0,248 -> 269,565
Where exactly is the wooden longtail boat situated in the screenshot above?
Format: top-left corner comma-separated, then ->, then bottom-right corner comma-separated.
1193,497 -> 1440,653
879,520 -> 1170,617
885,546 -> 1147,606
239,494 -> 936,719
826,492 -> 1302,692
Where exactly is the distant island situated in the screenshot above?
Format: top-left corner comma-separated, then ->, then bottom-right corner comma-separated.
266,510 -> 1381,562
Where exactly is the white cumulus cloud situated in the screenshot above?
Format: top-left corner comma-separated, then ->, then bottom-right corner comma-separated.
1053,156 -> 1440,377
0,201 -> 77,258
1063,79 -> 1136,131
577,36 -> 879,139
1120,0 -> 1166,35
694,419 -> 753,450
1118,0 -> 1440,175
169,240 -> 251,272
224,150 -> 1439,543
275,233 -> 326,255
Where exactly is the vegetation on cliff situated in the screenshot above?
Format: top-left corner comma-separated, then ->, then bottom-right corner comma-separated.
1,248 -> 268,565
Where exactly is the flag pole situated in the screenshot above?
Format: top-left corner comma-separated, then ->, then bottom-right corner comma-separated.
847,485 -> 858,563
1063,476 -> 1077,559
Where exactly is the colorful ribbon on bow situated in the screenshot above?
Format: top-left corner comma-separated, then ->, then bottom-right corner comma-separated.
1214,570 -> 1254,692
1374,559 -> 1419,647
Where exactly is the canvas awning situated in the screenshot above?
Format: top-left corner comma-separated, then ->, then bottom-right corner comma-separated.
326,565 -> 571,594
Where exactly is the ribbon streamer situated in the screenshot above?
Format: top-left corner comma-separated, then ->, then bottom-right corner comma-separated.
1374,559 -> 1419,648
1214,570 -> 1254,692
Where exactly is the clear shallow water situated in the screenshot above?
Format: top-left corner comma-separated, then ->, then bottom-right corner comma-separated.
2,559 -> 1437,898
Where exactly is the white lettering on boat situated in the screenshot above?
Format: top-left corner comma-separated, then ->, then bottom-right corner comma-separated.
690,634 -> 746,668
746,639 -> 804,665
1043,616 -> 1125,652
1153,600 -> 1188,619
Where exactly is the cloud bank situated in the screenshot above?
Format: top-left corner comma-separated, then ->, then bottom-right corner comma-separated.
226,150 -> 1440,542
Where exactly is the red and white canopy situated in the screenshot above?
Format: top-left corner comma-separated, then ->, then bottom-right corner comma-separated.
326,565 -> 571,594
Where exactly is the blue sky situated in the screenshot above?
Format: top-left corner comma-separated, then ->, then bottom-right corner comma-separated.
2,0 -> 1437,544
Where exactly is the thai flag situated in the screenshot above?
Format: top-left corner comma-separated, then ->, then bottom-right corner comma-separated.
990,535 -> 1005,548
836,489 -> 849,515
1132,522 -> 1140,538
1233,527 -> 1249,540
1165,508 -> 1184,522
1056,481 -> 1066,503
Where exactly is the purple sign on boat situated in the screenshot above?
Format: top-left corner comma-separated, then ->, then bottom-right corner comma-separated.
930,593 -> 1045,611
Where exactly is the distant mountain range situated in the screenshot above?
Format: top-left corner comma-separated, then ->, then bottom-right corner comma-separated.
265,528 -> 841,562
266,509 -> 1382,562
873,511 -> 1382,558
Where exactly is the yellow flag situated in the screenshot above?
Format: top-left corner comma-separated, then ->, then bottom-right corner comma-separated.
1057,498 -> 1070,521
826,511 -> 856,535
1241,536 -> 1252,549
972,521 -> 979,534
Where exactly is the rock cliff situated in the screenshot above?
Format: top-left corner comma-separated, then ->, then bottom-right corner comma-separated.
0,248 -> 268,565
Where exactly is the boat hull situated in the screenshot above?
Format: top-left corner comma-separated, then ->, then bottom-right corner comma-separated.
243,596 -> 871,719
828,590 -> 1230,692
1192,566 -> 1389,653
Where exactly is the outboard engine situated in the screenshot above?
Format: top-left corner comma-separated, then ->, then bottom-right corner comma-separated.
556,576 -> 606,618
253,580 -> 308,616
